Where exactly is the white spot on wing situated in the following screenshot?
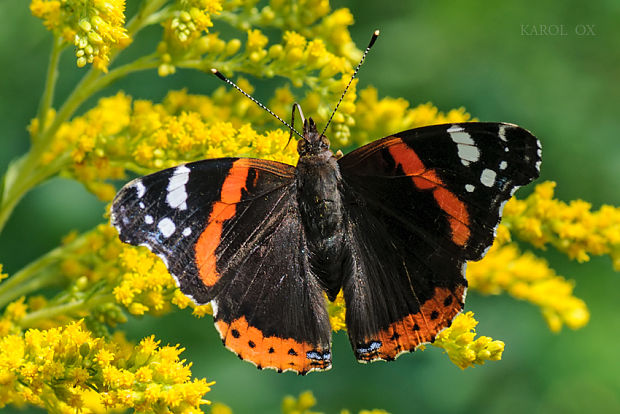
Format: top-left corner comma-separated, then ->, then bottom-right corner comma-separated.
448,125 -> 480,164
499,124 -> 508,142
499,160 -> 508,170
465,184 -> 475,192
480,169 -> 497,187
498,199 -> 508,218
145,215 -> 154,224
139,202 -> 145,209
182,227 -> 192,236
166,165 -> 190,210
157,217 -> 176,238
133,181 -> 146,198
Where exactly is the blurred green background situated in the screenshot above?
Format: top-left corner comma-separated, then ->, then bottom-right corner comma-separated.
1,0 -> 619,413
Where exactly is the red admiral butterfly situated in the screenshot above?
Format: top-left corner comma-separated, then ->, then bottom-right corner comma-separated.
111,31 -> 541,374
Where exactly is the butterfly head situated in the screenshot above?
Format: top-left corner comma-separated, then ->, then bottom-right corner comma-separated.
298,117 -> 331,157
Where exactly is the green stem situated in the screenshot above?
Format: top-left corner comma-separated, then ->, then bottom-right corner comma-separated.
125,0 -> 170,36
0,271 -> 59,309
0,54 -> 157,234
35,36 -> 64,141
0,230 -> 87,307
19,293 -> 115,328
0,152 -> 70,234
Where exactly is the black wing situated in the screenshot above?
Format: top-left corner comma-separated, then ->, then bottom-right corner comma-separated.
338,122 -> 540,361
111,158 -> 332,373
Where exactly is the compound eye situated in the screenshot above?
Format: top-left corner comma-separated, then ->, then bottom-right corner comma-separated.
297,139 -> 307,153
320,136 -> 330,149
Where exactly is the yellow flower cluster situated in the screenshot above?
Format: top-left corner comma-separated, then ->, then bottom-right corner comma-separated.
349,87 -> 473,147
503,181 -> 620,269
30,0 -> 130,70
40,89 -> 298,201
59,224 -> 212,318
220,28 -> 356,125
0,321 -> 213,412
433,312 -> 505,369
467,243 -> 590,332
219,1 -> 356,61
159,0 -> 223,75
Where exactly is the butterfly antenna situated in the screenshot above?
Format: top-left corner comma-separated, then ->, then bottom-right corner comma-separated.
285,103 -> 305,149
320,29 -> 380,138
211,68 -> 304,139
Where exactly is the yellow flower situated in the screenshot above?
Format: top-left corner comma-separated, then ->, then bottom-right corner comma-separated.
326,291 -> 346,332
282,391 -> 320,414
246,29 -> 269,63
211,402 -> 234,414
5,297 -> 28,320
166,0 -> 222,44
433,312 -> 505,369
31,0 -> 130,71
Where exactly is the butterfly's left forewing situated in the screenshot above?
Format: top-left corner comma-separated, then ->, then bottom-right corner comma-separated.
338,122 -> 540,362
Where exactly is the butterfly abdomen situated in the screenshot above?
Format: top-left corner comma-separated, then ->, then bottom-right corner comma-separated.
296,153 -> 347,300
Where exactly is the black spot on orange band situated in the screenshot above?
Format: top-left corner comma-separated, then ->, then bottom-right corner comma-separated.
215,316 -> 331,374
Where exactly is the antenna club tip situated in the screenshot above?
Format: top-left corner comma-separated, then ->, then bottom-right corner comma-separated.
211,68 -> 226,81
368,30 -> 380,48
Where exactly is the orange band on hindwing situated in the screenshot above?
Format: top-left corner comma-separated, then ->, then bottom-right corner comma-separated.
195,159 -> 251,287
215,316 -> 331,374
356,286 -> 466,362
388,139 -> 471,246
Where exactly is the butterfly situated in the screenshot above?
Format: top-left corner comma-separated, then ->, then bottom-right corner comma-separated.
111,31 -> 541,374
111,115 -> 541,374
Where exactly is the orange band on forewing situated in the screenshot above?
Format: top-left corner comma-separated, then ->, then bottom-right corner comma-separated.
215,316 -> 330,373
388,139 -> 471,246
387,139 -> 425,175
412,170 -> 442,190
433,187 -> 470,246
357,286 -> 465,362
195,160 -> 250,287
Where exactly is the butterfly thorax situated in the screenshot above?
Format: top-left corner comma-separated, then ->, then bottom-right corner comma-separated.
296,118 -> 346,300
